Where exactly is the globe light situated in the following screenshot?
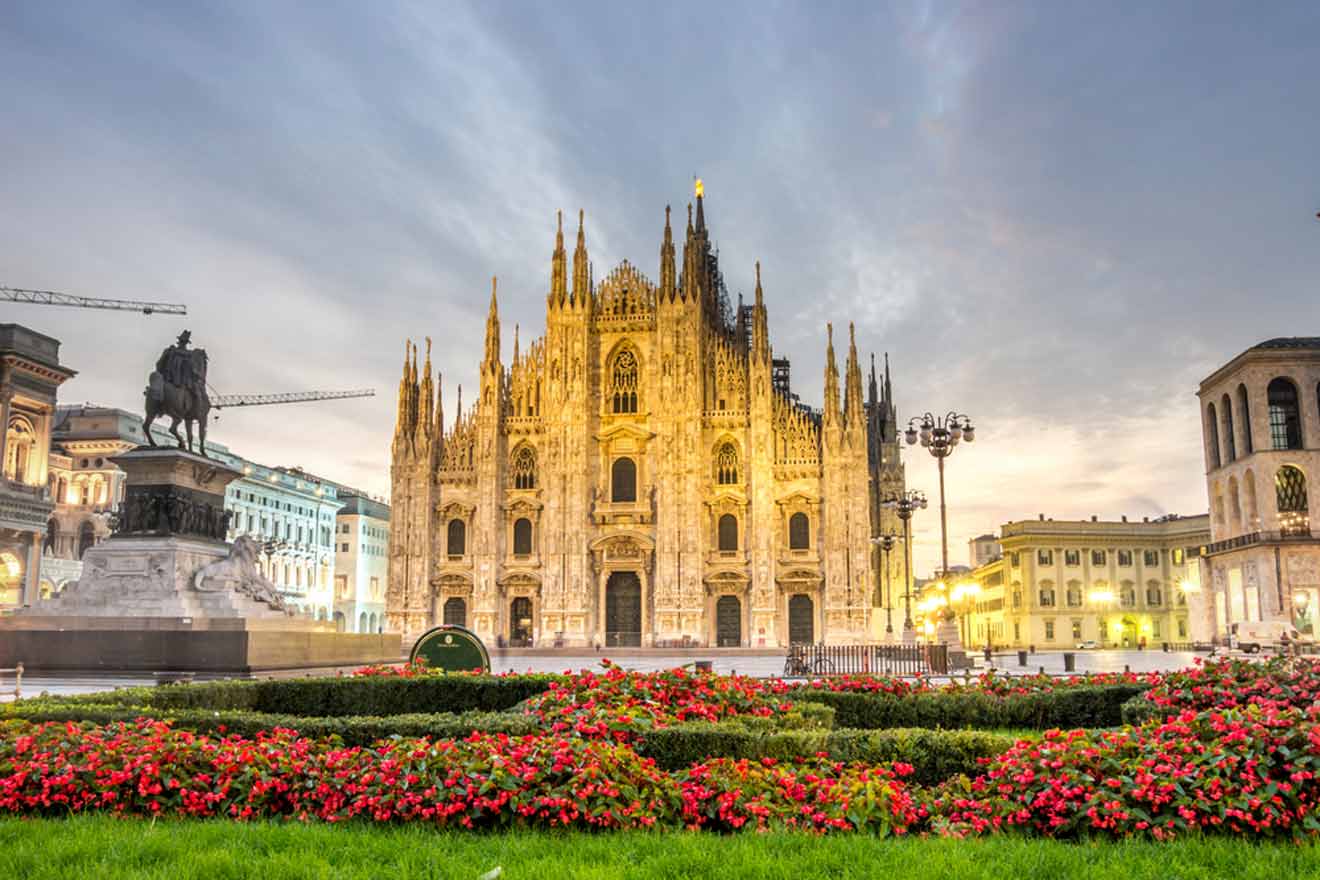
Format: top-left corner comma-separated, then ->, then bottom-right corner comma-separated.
963,425 -> 975,443
920,426 -> 932,444
950,425 -> 962,442
905,427 -> 918,445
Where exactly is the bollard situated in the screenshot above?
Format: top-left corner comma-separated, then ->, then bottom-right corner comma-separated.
1017,650 -> 1028,667
1162,642 -> 1169,653
1029,645 -> 1036,654
1124,664 -> 1131,674
1063,652 -> 1075,672
1039,665 -> 1045,675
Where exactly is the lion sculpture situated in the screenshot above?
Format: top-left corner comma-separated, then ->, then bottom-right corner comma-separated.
192,535 -> 289,612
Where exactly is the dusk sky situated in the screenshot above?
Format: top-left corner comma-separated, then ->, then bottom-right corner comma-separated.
4,1 -> 1318,574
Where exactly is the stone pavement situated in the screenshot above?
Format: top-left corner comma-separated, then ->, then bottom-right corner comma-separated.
2,648 -> 1204,700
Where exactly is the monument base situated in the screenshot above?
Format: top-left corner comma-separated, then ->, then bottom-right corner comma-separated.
0,616 -> 401,672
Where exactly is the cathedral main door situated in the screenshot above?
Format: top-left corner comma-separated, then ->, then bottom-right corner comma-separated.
605,571 -> 642,647
788,594 -> 814,644
510,597 -> 533,647
716,595 -> 741,647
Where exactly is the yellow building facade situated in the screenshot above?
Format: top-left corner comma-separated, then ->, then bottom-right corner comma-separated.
387,192 -> 905,648
952,515 -> 1210,649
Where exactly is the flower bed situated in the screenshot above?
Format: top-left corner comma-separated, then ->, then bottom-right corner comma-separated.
0,719 -> 919,834
932,705 -> 1320,840
1134,656 -> 1320,717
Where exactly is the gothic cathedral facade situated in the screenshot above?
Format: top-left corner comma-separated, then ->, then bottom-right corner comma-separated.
387,192 -> 905,648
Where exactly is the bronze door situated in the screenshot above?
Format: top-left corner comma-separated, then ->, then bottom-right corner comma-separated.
442,597 -> 466,627
716,595 -> 741,647
510,597 -> 533,647
606,571 -> 642,647
788,594 -> 814,645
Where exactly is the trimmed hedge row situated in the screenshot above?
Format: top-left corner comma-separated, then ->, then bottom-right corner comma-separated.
1,701 -> 539,747
50,674 -> 562,717
797,684 -> 1147,730
1120,693 -> 1163,726
637,723 -> 1014,785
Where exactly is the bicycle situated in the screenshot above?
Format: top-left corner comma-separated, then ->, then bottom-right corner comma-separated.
782,645 -> 836,678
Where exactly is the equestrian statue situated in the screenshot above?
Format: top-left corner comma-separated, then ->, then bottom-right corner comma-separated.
143,330 -> 211,456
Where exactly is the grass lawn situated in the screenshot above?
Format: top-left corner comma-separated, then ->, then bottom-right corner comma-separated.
2,817 -> 1317,880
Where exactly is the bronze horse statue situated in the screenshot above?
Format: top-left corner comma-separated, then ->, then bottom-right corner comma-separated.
143,331 -> 211,456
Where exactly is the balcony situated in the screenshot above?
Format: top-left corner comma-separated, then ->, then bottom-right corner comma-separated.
1206,528 -> 1316,556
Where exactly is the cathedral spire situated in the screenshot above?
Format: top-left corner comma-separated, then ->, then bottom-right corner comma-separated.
512,324 -> 520,364
845,322 -> 864,431
394,339 -> 412,442
455,384 -> 463,431
418,336 -> 434,438
694,179 -> 706,233
408,340 -> 419,438
572,209 -> 590,306
824,323 -> 841,426
550,210 -> 567,306
433,371 -> 444,446
483,276 -> 500,372
681,202 -> 699,302
752,261 -> 770,363
660,205 -> 676,301
868,352 -> 879,409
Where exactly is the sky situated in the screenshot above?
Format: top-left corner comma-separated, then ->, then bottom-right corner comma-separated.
3,1 -> 1319,575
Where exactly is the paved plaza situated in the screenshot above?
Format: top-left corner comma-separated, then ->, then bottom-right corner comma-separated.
0,648 -> 1204,702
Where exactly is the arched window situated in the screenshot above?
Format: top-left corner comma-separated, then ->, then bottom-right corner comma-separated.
1268,378 -> 1303,450
1237,384 -> 1253,454
443,597 -> 466,626
611,457 -> 636,503
4,417 -> 34,483
1120,582 -> 1136,607
1276,465 -> 1309,536
447,518 -> 466,556
1205,403 -> 1221,468
788,512 -> 810,550
77,521 -> 96,559
1037,580 -> 1055,607
1221,394 -> 1236,462
715,442 -> 739,485
1244,468 -> 1259,527
43,518 -> 58,555
513,517 -> 533,555
610,348 -> 640,414
718,514 -> 738,552
511,446 -> 537,490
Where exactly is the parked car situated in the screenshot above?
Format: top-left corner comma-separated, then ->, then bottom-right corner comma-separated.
1075,640 -> 1099,650
1228,620 -> 1306,653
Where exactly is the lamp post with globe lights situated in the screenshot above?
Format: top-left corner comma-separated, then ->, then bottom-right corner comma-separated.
905,412 -> 975,586
881,490 -> 927,641
869,533 -> 903,640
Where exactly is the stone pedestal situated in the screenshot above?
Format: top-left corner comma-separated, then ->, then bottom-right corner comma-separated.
0,447 -> 400,672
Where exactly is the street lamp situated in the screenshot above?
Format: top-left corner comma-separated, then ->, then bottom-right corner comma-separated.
881,490 -> 927,642
905,412 -> 975,643
869,532 -> 903,640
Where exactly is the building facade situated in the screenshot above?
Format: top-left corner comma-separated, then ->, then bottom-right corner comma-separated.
1,325 -> 76,610
983,514 -> 1209,648
1198,338 -> 1320,640
388,193 -> 905,647
333,493 -> 389,633
42,405 -> 343,617
968,533 -> 1001,568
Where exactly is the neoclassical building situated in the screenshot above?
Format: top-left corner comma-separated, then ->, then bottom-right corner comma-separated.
387,191 -> 905,647
1198,337 -> 1320,640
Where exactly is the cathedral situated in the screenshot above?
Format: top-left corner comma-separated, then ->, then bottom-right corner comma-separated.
386,189 -> 905,648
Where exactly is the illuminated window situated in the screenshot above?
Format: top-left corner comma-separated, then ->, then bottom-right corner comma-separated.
1276,465 -> 1309,537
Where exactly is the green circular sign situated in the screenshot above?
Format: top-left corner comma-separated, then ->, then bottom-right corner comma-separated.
410,625 -> 491,673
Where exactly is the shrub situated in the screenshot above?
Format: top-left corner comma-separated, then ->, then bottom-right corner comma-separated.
638,723 -> 1012,784
1,701 -> 537,746
1136,656 -> 1320,717
797,684 -> 1146,731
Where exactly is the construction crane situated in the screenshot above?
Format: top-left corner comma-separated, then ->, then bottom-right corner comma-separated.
2,286 -> 187,315
211,389 -> 375,409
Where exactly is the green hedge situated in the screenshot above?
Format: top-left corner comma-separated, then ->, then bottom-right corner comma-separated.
636,723 -> 1014,785
48,674 -> 562,717
1120,693 -> 1164,726
2,700 -> 539,747
795,684 -> 1147,730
